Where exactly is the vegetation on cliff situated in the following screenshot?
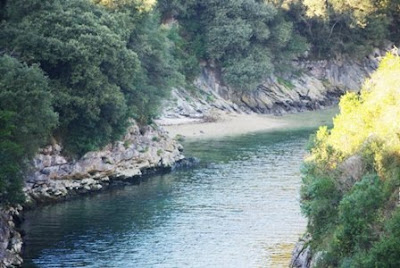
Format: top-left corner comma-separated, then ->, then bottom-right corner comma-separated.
301,53 -> 400,267
158,0 -> 308,90
0,0 -> 399,204
159,0 -> 400,88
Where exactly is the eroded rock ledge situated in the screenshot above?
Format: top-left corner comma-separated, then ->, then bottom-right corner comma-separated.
24,123 -> 184,205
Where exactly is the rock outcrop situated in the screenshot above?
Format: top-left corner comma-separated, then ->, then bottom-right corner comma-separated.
290,234 -> 313,268
24,123 -> 184,205
0,207 -> 23,268
158,54 -> 380,122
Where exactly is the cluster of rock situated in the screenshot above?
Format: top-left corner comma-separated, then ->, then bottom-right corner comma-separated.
158,53 -> 380,122
233,55 -> 377,114
290,234 -> 313,268
291,233 -> 330,268
24,123 -> 184,205
0,207 -> 23,268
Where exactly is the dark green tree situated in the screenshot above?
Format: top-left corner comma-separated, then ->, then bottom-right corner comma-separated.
0,55 -> 57,204
1,0 -> 140,155
163,0 -> 308,91
284,0 -> 394,57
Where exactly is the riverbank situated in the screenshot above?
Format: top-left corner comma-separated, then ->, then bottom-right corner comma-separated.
0,122 -> 186,267
158,108 -> 338,140
24,124 -> 184,206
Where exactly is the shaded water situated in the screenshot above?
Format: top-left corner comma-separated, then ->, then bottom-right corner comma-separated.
22,109 -> 336,267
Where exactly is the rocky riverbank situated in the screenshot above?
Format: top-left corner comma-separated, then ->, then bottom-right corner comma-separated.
0,208 -> 23,268
0,122 -> 186,267
24,123 -> 184,206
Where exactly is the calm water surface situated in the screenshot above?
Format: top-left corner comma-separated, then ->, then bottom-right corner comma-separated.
22,109 -> 336,267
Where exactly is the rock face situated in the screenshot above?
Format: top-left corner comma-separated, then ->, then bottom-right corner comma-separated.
290,234 -> 313,268
23,123 -> 184,205
159,55 -> 379,121
337,155 -> 366,192
0,207 -> 23,268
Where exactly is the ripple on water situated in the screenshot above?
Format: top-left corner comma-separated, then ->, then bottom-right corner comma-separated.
22,129 -> 313,268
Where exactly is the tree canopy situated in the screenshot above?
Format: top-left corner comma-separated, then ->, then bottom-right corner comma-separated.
160,0 -> 308,90
284,0 -> 399,57
0,0 -> 184,156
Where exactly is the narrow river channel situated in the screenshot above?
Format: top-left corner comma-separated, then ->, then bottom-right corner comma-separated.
22,109 -> 336,268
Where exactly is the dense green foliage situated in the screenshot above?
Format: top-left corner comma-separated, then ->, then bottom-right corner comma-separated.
0,55 -> 57,203
0,0 -> 184,155
301,53 -> 400,267
0,0 -> 184,203
282,0 -> 399,57
2,1 -> 138,154
158,0 -> 400,86
159,0 -> 308,90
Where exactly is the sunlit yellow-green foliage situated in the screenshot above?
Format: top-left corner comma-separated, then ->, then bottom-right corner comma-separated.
310,53 -> 400,171
303,0 -> 382,26
302,53 -> 400,267
93,0 -> 156,11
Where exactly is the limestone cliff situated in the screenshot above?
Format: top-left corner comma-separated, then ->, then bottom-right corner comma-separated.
159,53 -> 380,122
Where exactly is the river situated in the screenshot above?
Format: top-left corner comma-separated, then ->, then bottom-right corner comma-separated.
21,109 -> 336,267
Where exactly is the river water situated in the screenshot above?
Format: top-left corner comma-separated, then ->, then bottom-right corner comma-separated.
22,109 -> 336,268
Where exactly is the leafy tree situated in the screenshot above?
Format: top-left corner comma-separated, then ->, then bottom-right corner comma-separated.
0,111 -> 25,204
358,208 -> 400,267
1,0 -> 143,155
285,0 -> 394,57
1,0 -> 188,155
0,55 -> 57,204
164,0 -> 308,91
332,175 -> 384,259
126,10 -> 186,123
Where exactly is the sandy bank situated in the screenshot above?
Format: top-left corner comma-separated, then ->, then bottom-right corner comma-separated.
157,113 -> 288,139
157,108 -> 338,140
